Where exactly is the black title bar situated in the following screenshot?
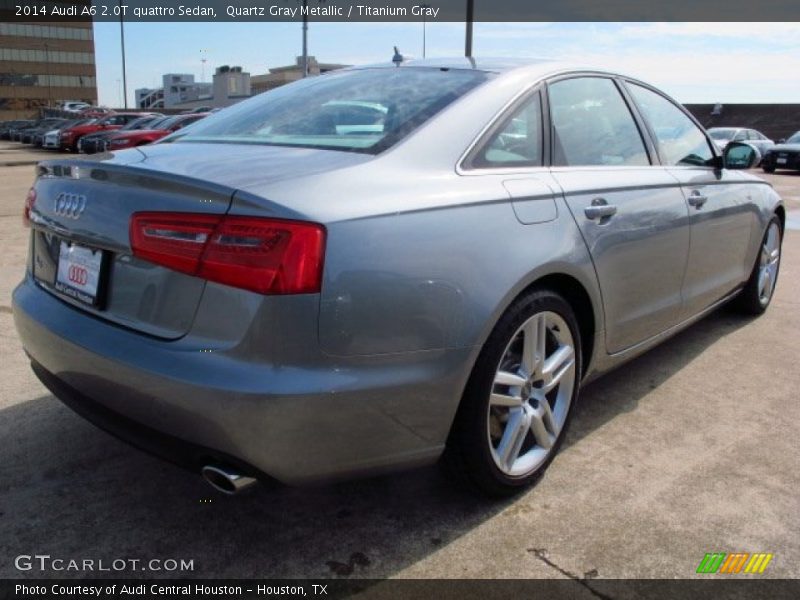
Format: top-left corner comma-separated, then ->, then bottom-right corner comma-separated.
2,579 -> 800,600
1,0 -> 800,22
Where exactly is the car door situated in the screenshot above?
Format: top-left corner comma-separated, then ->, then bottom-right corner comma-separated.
546,76 -> 692,354
625,82 -> 756,320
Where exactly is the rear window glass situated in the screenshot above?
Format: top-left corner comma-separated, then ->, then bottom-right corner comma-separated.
172,68 -> 489,154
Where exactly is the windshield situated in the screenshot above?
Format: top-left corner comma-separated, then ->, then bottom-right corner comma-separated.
120,116 -> 155,131
708,128 -> 737,140
786,131 -> 800,144
173,67 -> 489,153
143,116 -> 170,130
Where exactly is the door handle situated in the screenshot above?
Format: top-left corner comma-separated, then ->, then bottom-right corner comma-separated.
688,191 -> 708,208
584,198 -> 617,220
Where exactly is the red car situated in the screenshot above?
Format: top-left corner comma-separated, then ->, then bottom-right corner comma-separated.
59,113 -> 151,152
105,113 -> 209,151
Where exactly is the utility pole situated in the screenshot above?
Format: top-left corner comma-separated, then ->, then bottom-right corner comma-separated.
421,3 -> 429,58
465,0 -> 474,58
43,43 -> 52,107
301,0 -> 309,77
119,0 -> 128,108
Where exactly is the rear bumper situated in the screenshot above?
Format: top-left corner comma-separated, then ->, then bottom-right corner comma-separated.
763,153 -> 800,170
29,360 -> 271,481
13,274 -> 470,485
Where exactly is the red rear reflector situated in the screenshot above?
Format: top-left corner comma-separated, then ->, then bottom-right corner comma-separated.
23,187 -> 36,227
130,212 -> 325,295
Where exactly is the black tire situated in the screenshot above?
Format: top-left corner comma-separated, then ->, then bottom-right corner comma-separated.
734,215 -> 782,315
444,288 -> 582,497
762,166 -> 775,174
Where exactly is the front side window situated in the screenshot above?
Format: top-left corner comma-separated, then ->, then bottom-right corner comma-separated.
709,128 -> 735,141
172,68 -> 489,154
549,77 -> 649,167
472,92 -> 543,168
627,83 -> 715,167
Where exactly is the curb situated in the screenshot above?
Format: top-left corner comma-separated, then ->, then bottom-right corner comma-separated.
0,161 -> 39,167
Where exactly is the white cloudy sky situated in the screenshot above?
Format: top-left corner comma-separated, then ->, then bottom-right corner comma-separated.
93,21 -> 800,106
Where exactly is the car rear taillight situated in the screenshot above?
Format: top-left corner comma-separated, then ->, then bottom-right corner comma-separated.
23,187 -> 36,227
130,212 -> 326,295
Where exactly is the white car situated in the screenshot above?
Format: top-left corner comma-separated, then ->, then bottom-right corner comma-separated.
42,130 -> 61,149
708,127 -> 774,157
61,101 -> 90,113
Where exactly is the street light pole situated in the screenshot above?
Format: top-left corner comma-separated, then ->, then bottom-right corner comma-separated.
465,0 -> 474,58
43,43 -> 52,107
301,0 -> 308,77
119,0 -> 128,108
421,3 -> 429,58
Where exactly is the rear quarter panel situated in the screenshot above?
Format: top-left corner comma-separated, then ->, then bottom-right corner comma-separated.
314,172 -> 601,357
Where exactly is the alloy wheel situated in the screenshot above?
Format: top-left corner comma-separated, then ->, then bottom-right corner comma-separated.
758,221 -> 781,305
487,311 -> 577,477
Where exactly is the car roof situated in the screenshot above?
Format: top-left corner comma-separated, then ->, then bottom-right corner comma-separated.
351,56 -> 590,77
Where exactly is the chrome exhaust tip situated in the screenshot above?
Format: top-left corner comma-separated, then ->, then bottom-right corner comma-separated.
201,465 -> 257,495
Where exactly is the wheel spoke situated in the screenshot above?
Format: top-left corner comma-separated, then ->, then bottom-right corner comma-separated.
758,268 -> 769,297
541,345 -> 575,392
529,399 -> 555,449
490,392 -> 523,408
496,407 -> 531,469
494,370 -> 527,388
521,314 -> 546,377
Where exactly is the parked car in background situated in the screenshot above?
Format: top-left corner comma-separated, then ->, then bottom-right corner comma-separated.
8,120 -> 40,141
181,106 -> 213,114
105,113 -> 208,151
0,120 -> 33,140
76,106 -> 113,119
61,101 -> 91,113
21,119 -> 69,145
78,114 -> 164,154
14,59 -> 783,497
58,113 -> 143,152
42,119 -> 96,150
708,127 -> 774,158
762,131 -> 800,173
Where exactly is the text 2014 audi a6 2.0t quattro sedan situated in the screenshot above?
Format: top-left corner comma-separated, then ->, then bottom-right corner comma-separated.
13,59 -> 784,496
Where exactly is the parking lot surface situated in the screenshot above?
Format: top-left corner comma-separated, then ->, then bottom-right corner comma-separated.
0,142 -> 798,582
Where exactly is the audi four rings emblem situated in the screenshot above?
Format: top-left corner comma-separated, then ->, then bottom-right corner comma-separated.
54,192 -> 87,219
68,265 -> 88,286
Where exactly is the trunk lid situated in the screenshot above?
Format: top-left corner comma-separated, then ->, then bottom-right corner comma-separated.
29,144 -> 369,339
30,155 -> 233,339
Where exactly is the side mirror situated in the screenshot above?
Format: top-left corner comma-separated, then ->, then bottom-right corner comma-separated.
723,142 -> 761,170
778,138 -> 786,144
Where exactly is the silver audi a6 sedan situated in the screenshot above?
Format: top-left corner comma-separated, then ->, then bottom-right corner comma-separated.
13,59 -> 784,496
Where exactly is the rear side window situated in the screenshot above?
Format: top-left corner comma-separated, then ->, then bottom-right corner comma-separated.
472,92 -> 543,168
549,77 -> 649,167
628,83 -> 715,167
